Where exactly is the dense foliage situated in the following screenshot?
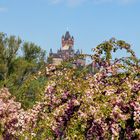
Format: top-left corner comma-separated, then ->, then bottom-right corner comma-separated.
0,32 -> 47,108
0,35 -> 140,139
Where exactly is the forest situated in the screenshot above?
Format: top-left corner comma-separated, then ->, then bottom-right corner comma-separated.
0,32 -> 140,140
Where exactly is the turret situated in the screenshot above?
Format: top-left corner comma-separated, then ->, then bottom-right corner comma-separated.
61,31 -> 74,50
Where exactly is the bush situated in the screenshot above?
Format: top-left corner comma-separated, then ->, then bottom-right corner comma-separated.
0,38 -> 139,139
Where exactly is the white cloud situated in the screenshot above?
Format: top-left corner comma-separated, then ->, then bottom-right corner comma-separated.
92,0 -> 137,5
0,7 -> 8,12
49,0 -> 137,6
50,0 -> 63,4
49,0 -> 86,6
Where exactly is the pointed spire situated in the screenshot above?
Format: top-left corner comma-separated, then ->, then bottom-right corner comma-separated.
65,31 -> 71,40
49,48 -> 53,54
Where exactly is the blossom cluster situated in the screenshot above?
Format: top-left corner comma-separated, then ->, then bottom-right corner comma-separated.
0,88 -> 46,139
0,39 -> 139,139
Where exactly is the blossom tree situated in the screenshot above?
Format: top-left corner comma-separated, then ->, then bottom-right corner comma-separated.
0,38 -> 139,140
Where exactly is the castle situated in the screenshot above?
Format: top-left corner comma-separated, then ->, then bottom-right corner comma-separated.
48,31 -> 85,66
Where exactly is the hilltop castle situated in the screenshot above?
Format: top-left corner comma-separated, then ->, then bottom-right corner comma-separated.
48,31 -> 85,66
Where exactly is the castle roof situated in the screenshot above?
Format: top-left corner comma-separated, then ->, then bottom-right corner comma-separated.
65,31 -> 71,40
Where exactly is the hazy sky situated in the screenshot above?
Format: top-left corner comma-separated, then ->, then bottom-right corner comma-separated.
0,0 -> 140,57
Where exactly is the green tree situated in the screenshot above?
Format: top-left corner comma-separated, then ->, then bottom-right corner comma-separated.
0,33 -> 21,80
22,42 -> 46,63
0,32 -> 47,107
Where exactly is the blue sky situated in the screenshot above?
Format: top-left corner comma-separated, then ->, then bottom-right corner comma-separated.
0,0 -> 140,57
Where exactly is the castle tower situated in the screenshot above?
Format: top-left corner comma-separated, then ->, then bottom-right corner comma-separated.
61,31 -> 74,50
48,31 -> 84,66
